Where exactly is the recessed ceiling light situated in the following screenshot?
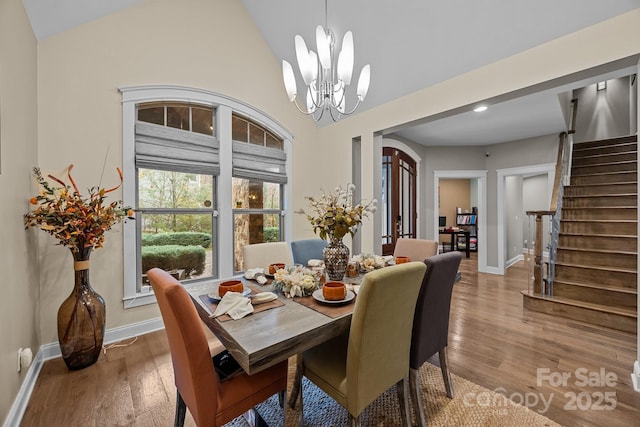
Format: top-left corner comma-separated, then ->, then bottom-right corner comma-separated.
474,105 -> 488,113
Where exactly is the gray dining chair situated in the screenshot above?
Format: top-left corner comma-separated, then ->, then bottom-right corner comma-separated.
409,251 -> 462,427
290,238 -> 327,266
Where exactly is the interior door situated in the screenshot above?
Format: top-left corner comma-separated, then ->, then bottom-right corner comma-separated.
381,147 -> 417,255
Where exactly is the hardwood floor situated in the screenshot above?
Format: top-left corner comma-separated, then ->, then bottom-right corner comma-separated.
20,255 -> 640,426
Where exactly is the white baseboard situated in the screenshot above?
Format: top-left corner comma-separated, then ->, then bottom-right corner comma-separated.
506,254 -> 524,269
632,360 -> 640,392
3,317 -> 165,426
3,348 -> 45,427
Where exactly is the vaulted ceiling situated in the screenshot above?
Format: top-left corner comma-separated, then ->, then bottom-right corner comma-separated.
22,0 -> 640,145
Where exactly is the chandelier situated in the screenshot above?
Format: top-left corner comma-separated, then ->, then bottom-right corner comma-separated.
281,0 -> 371,122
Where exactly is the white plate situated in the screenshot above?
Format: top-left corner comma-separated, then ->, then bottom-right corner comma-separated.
312,289 -> 355,305
208,287 -> 251,302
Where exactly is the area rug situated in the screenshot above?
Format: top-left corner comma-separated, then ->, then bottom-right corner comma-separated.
227,358 -> 561,427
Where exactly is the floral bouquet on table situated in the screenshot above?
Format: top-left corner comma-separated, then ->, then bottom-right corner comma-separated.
271,265 -> 323,298
302,184 -> 377,241
351,253 -> 387,272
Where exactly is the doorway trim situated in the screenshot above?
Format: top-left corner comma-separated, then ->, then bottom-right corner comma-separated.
496,163 -> 555,275
382,139 -> 422,237
433,170 -> 488,273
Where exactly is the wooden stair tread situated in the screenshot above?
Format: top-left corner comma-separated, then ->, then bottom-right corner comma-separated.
573,135 -> 638,147
559,232 -> 637,239
561,206 -> 637,210
563,193 -> 636,198
553,279 -> 637,295
569,170 -> 636,177
564,182 -> 636,187
572,159 -> 637,167
556,246 -> 637,256
521,291 -> 637,317
553,261 -> 636,274
561,219 -> 637,223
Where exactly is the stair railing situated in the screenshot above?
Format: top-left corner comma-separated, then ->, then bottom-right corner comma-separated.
526,130 -> 573,297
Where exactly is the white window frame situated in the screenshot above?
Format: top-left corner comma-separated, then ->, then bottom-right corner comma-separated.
120,85 -> 293,308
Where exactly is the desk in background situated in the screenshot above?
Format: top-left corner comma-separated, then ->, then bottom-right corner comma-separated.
438,229 -> 470,258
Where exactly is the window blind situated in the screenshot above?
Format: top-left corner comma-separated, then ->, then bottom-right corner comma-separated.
135,121 -> 220,175
232,141 -> 287,184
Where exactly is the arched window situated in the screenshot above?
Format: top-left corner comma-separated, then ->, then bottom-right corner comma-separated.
121,86 -> 292,308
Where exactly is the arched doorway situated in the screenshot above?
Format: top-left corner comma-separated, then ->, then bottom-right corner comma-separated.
381,147 -> 417,255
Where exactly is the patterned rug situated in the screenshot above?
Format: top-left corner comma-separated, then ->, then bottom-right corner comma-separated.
228,358 -> 561,427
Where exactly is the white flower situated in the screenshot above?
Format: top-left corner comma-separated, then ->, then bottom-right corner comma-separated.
271,265 -> 320,298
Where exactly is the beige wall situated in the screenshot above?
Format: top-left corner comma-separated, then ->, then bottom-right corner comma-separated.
35,0 -> 319,344
0,0 -> 39,420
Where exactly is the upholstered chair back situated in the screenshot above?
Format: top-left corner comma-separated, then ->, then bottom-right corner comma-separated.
393,238 -> 438,263
290,238 -> 327,266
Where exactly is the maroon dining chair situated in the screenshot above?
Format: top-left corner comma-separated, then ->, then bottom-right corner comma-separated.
409,251 -> 462,427
147,268 -> 287,426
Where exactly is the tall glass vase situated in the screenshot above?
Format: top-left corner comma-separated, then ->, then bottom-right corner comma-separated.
57,247 -> 106,370
323,237 -> 350,281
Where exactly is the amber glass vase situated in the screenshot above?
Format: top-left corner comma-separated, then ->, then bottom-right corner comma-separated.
57,247 -> 106,370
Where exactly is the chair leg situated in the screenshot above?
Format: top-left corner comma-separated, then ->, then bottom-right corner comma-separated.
396,377 -> 411,427
439,347 -> 454,398
297,373 -> 304,427
409,368 -> 427,427
174,389 -> 187,427
278,389 -> 285,408
289,357 -> 303,408
348,413 -> 361,427
281,389 -> 287,426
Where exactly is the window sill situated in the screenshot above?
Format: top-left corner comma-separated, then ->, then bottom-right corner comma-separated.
123,289 -> 157,308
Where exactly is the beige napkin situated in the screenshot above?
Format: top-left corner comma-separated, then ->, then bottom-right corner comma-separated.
212,292 -> 254,320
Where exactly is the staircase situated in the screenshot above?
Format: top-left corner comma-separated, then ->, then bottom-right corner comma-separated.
523,135 -> 637,333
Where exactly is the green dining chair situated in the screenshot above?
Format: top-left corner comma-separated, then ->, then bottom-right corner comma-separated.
295,261 -> 427,426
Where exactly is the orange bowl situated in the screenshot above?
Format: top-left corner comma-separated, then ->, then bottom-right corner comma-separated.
218,280 -> 243,298
269,263 -> 286,275
395,256 -> 410,264
322,281 -> 347,301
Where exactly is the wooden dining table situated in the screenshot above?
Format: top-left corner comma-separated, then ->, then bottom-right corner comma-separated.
186,276 -> 360,376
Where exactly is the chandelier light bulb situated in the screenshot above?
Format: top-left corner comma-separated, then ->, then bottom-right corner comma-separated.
357,64 -> 371,101
282,60 -> 297,102
337,31 -> 354,85
294,35 -> 314,86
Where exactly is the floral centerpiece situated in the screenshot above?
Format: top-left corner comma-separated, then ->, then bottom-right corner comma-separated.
24,164 -> 133,370
351,253 -> 387,272
271,265 -> 323,298
301,184 -> 377,280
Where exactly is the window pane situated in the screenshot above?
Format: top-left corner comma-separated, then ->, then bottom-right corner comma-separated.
265,132 -> 283,150
138,105 -> 164,125
249,122 -> 264,146
140,213 -> 214,284
167,105 -> 190,131
232,178 -> 280,209
233,213 -> 281,271
192,106 -> 214,136
232,115 -> 248,142
139,169 -> 214,209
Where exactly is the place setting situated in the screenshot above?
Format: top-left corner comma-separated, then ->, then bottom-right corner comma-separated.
198,279 -> 283,322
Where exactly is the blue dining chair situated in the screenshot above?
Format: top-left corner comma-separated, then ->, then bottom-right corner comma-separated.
290,238 -> 327,266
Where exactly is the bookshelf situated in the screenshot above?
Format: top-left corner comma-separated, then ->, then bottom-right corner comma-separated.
456,207 -> 478,251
